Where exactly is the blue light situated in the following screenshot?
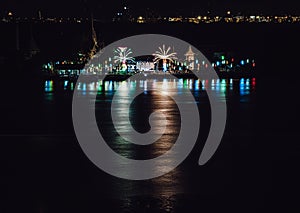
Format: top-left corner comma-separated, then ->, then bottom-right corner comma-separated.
195,79 -> 199,91
216,61 -> 220,66
201,80 -> 205,90
241,60 -> 245,65
240,78 -> 245,85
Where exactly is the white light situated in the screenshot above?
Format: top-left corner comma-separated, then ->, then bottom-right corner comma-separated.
114,47 -> 135,64
153,45 -> 177,63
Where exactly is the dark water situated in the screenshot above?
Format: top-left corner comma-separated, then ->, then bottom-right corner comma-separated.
0,77 -> 265,213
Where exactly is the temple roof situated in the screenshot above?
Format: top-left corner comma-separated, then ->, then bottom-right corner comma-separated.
185,46 -> 195,56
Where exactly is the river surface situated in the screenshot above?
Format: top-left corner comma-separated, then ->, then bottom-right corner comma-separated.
1,77 -> 270,213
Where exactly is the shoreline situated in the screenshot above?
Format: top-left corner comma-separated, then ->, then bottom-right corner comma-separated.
43,72 -> 256,82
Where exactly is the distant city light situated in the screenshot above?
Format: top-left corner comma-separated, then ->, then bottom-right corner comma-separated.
2,11 -> 300,24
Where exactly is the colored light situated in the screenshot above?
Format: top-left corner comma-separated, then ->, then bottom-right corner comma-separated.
252,78 -> 256,86
221,79 -> 226,91
246,79 -> 250,86
201,80 -> 206,90
221,56 -> 225,60
195,80 -> 199,91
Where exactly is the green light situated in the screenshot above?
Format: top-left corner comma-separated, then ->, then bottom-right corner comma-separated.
183,79 -> 188,88
221,56 -> 225,60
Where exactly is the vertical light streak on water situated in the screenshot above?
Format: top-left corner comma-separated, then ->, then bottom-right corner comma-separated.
211,79 -> 215,91
215,79 -> 220,91
195,79 -> 199,91
64,80 -> 68,90
230,79 -> 233,91
44,80 -> 54,92
221,79 -> 227,92
201,80 -> 205,90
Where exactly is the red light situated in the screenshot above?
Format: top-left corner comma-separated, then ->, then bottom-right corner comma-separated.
253,63 -> 256,67
252,78 -> 256,86
231,58 -> 234,62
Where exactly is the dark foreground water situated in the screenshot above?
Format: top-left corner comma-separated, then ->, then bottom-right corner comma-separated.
1,75 -> 300,213
0,77 -> 269,213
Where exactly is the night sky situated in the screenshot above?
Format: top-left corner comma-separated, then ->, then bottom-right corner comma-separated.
1,0 -> 300,18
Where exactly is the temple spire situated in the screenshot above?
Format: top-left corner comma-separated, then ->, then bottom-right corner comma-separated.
89,13 -> 98,59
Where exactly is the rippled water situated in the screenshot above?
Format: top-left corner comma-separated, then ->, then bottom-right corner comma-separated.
1,77 -> 258,213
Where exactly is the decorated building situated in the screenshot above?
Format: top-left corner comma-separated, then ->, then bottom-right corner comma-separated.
184,46 -> 196,70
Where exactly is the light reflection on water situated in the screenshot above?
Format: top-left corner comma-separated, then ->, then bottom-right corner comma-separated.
45,78 -> 256,96
42,77 -> 256,199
